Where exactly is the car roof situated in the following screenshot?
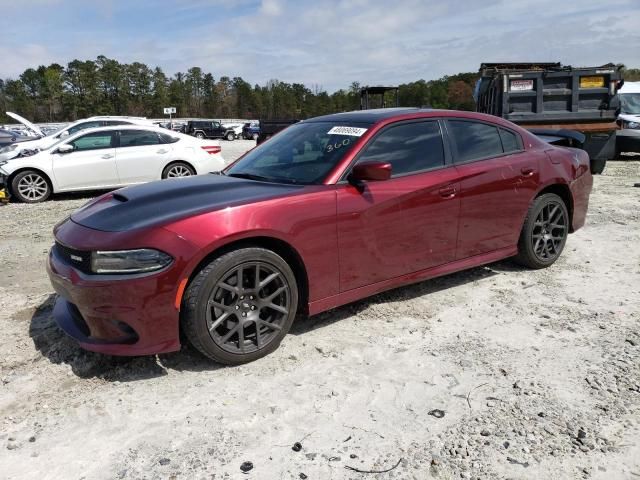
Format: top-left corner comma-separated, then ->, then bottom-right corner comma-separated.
305,108 -> 529,131
69,124 -> 170,135
305,108 -> 431,124
619,81 -> 640,94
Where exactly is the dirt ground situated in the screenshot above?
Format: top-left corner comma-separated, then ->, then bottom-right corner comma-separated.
0,143 -> 638,479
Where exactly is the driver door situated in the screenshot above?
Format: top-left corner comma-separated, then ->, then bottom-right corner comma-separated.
336,120 -> 460,292
52,131 -> 119,190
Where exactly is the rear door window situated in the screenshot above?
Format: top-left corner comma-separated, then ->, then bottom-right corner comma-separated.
355,121 -> 445,177
158,132 -> 179,144
119,130 -> 161,147
447,120 -> 504,163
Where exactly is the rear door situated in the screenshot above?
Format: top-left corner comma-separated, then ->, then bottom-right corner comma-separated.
336,120 -> 460,292
52,131 -> 118,190
445,119 -> 539,258
114,129 -> 169,184
210,121 -> 225,138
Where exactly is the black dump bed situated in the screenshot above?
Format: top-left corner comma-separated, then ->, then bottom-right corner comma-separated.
475,62 -> 623,172
475,62 -> 621,123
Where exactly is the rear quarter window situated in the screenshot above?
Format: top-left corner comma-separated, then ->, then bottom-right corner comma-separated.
499,128 -> 523,153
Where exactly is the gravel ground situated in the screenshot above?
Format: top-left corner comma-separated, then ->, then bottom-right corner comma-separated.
0,147 -> 638,479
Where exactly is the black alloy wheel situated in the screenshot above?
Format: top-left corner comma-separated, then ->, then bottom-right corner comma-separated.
530,200 -> 568,261
182,248 -> 298,364
515,193 -> 569,269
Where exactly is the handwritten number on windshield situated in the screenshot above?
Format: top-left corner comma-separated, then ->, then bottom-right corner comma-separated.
326,138 -> 351,153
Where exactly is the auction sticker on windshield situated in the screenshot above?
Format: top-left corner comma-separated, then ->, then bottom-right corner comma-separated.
327,126 -> 368,136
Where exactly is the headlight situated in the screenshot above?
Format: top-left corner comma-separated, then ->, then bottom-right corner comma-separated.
91,249 -> 173,274
626,121 -> 640,129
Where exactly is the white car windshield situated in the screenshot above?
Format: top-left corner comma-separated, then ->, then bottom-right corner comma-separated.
620,93 -> 640,115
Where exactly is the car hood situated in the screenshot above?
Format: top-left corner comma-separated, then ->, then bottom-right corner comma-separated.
71,174 -> 305,232
6,112 -> 44,137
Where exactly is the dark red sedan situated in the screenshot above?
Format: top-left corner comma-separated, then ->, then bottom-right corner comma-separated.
47,108 -> 592,364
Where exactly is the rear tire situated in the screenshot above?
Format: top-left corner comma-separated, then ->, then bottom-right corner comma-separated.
590,158 -> 606,174
11,170 -> 51,203
514,193 -> 569,269
195,132 -> 205,139
181,248 -> 298,365
162,162 -> 195,178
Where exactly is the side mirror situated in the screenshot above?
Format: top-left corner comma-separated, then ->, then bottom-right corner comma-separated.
349,161 -> 392,183
59,131 -> 69,138
56,144 -> 74,154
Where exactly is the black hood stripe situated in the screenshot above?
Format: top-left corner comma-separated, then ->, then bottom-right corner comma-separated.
71,174 -> 303,232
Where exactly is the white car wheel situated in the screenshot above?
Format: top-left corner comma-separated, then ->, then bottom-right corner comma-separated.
12,170 -> 51,203
163,162 -> 195,178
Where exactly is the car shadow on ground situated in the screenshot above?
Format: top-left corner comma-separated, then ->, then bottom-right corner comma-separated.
49,190 -> 105,202
29,259 -> 526,380
28,294 -> 224,382
290,259 -> 520,336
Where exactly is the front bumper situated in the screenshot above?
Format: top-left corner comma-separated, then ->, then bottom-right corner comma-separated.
47,247 -> 181,355
617,129 -> 640,154
0,171 -> 8,202
46,219 -> 199,356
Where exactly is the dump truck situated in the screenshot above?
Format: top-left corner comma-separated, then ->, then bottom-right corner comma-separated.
475,62 -> 623,173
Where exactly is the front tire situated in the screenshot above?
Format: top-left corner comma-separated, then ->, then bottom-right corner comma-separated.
514,193 -> 569,269
11,170 -> 51,203
181,248 -> 298,364
226,132 -> 235,141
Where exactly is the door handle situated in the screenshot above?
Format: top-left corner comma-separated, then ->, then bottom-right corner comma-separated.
521,166 -> 535,176
157,149 -> 168,154
101,153 -> 114,159
439,185 -> 456,198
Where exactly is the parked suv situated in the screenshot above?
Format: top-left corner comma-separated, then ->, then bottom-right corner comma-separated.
242,121 -> 260,140
186,120 -> 237,141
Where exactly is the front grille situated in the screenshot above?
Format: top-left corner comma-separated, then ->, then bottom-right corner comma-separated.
54,242 -> 92,274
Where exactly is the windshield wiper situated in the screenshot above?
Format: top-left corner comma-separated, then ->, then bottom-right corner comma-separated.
226,172 -> 273,182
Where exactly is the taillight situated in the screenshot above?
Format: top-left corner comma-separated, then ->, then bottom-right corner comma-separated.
201,145 -> 221,155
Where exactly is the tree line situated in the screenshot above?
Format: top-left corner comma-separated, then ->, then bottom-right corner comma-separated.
1,56 -> 638,124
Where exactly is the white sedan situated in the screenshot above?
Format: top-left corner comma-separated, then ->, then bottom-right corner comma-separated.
0,125 -> 225,203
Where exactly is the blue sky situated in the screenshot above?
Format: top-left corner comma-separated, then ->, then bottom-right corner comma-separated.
1,0 -> 639,91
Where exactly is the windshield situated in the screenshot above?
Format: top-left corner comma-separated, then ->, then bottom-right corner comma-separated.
620,93 -> 640,115
47,133 -> 74,151
226,121 -> 370,184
